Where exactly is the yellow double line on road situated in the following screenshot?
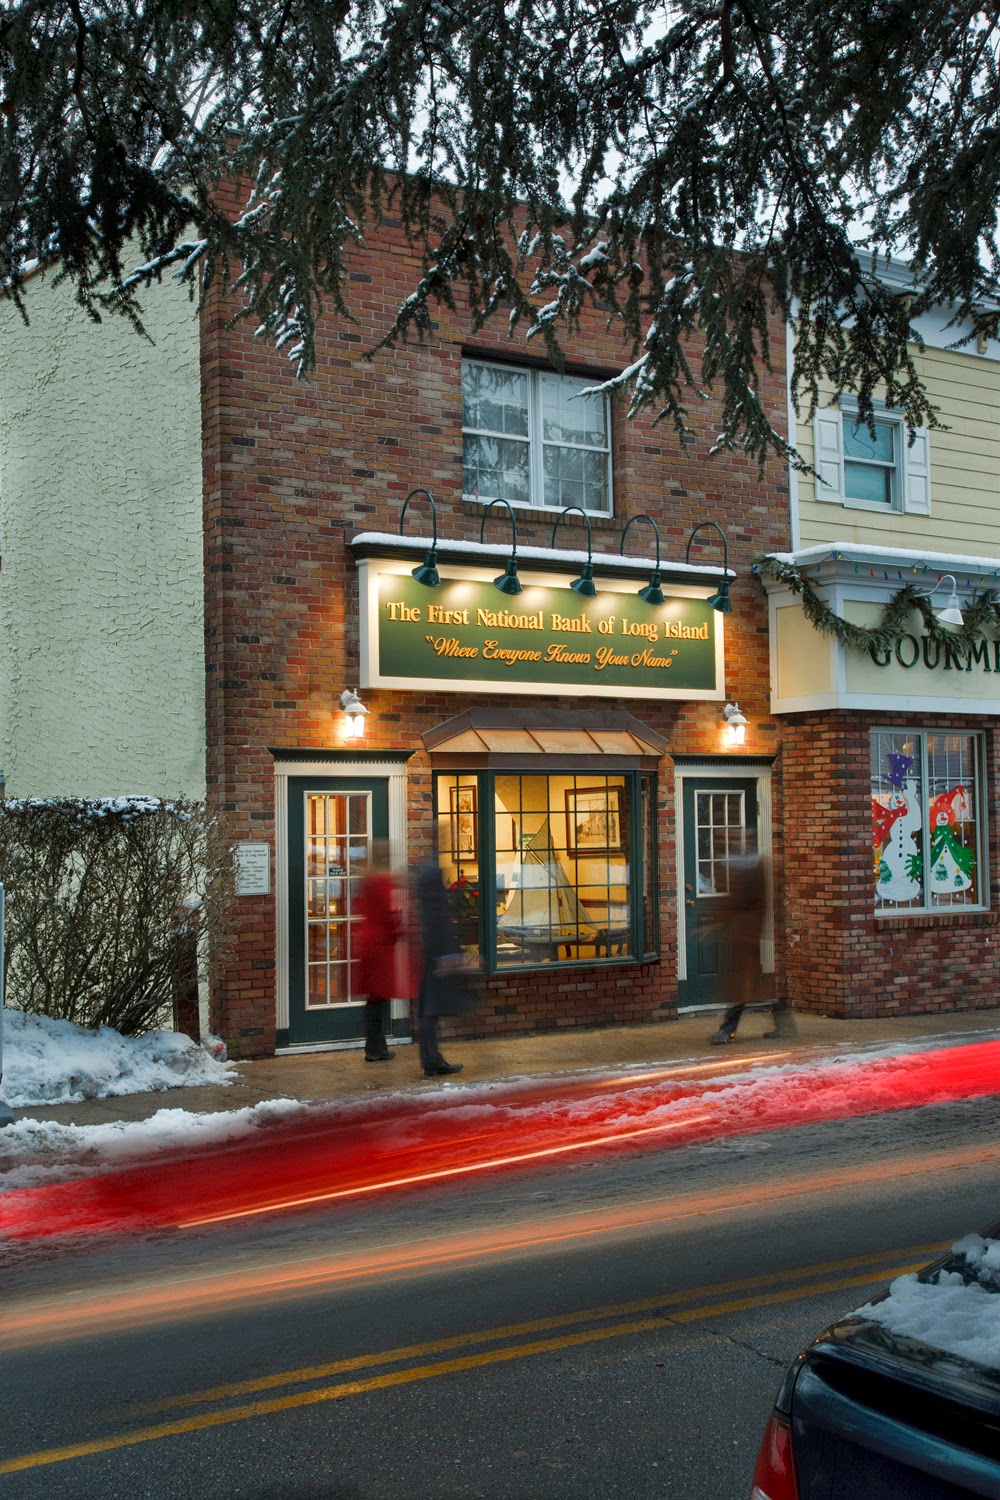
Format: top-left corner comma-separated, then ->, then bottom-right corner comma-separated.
0,1241 -> 944,1476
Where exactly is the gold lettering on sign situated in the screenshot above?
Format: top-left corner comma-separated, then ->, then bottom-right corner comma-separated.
425,635 -> 480,659
594,646 -> 631,671
475,609 -> 544,630
427,605 -> 470,625
630,647 -> 678,669
621,619 -> 659,642
550,613 -> 592,633
545,643 -> 592,664
482,639 -> 544,665
386,601 -> 422,622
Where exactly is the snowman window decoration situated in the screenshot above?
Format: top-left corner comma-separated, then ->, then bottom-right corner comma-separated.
872,744 -> 976,908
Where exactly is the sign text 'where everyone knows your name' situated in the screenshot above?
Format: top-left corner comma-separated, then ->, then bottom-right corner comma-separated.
374,575 -> 719,695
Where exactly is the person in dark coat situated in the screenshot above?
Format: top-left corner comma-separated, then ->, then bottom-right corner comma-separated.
355,844 -> 401,1062
710,836 -> 796,1043
415,863 -> 471,1077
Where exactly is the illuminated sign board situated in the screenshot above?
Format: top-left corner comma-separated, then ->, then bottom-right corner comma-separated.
358,561 -> 724,700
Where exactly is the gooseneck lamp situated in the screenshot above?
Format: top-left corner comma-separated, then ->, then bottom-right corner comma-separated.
398,487 -> 440,588
923,573 -> 965,627
685,521 -> 732,613
480,497 -> 522,596
550,504 -> 596,597
620,514 -> 665,605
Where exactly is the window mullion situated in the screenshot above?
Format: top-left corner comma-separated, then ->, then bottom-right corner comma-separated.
920,733 -> 931,913
530,371 -> 543,506
483,772 -> 498,973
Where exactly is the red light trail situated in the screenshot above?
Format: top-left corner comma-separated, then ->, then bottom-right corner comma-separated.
2,1038 -> 999,1244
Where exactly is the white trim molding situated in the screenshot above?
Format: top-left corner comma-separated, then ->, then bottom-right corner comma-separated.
673,761 -> 774,994
273,758 -> 410,1037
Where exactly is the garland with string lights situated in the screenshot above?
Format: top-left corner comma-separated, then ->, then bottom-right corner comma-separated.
752,554 -> 1000,657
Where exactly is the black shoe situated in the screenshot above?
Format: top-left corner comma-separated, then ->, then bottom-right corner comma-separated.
710,1030 -> 734,1044
423,1062 -> 463,1076
365,1049 -> 395,1062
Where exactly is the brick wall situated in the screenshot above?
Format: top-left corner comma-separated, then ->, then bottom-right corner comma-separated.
200,210 -> 792,1056
783,711 -> 1000,1018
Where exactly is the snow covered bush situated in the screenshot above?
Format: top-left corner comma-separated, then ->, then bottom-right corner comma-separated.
0,798 -> 234,1035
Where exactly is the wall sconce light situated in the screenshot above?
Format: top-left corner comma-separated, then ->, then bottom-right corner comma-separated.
398,487 -> 440,587
551,503 -> 596,597
922,573 -> 964,626
340,688 -> 369,739
722,702 -> 748,746
480,497 -> 522,596
685,521 -> 732,613
620,513 -> 664,605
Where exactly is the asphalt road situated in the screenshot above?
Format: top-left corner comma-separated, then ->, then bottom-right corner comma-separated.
2,1090 -> 1000,1500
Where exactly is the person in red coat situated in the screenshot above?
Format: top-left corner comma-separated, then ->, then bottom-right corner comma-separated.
355,844 -> 401,1062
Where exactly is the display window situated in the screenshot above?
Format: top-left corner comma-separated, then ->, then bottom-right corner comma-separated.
870,729 -> 986,913
434,770 -> 659,969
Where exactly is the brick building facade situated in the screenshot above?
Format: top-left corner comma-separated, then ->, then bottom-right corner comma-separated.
199,214 -> 793,1058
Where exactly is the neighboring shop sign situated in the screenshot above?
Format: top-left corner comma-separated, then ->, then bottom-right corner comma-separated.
769,588 -> 1000,714
358,563 -> 724,699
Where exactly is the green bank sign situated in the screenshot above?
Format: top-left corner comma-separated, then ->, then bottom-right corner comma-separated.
358,563 -> 723,700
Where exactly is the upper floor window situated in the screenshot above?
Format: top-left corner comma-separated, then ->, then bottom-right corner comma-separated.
844,415 -> 897,505
814,398 -> 930,516
462,360 -> 612,515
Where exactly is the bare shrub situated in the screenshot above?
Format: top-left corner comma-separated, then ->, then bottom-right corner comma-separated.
0,799 -> 234,1035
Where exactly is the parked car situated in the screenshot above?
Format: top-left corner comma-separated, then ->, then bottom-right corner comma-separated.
751,1233 -> 1000,1499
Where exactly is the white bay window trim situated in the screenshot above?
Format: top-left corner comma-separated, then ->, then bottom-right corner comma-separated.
462,358 -> 614,516
813,397 -> 930,516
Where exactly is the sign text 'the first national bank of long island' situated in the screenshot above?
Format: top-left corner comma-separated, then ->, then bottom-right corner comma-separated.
361,569 -> 723,699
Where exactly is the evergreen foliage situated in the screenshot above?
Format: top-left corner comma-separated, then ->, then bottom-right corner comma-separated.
3,2 -> 1000,460
754,554 -> 1000,657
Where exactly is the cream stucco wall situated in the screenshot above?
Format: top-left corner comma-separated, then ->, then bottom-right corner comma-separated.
0,272 -> 205,797
795,339 -> 1000,555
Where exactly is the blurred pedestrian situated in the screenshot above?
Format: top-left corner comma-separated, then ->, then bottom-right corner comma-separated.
355,841 -> 400,1062
710,835 -> 795,1043
415,863 -> 472,1077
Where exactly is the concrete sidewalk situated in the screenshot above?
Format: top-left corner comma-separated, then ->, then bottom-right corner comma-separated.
14,1004 -> 1000,1129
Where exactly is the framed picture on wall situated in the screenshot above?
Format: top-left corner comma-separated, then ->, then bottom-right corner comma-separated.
450,785 -> 478,858
566,786 -> 625,856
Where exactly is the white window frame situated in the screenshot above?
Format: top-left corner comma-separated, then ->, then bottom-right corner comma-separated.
871,728 -> 988,917
462,359 -> 614,516
813,396 -> 930,516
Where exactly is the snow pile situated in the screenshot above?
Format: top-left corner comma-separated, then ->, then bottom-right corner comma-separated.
0,1010 -> 234,1107
0,1099 -> 308,1192
860,1234 -> 1000,1371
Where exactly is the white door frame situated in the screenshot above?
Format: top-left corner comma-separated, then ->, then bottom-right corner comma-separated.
673,761 -> 774,996
274,758 -> 409,1051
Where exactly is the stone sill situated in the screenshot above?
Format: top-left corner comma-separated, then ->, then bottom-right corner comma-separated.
875,909 -> 998,931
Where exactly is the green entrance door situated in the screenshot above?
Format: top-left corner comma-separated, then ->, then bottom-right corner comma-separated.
678,777 -> 760,1008
286,776 -> 389,1046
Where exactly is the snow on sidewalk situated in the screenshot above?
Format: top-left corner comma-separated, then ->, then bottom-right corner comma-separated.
1,1009 -> 234,1107
0,1099 -> 310,1193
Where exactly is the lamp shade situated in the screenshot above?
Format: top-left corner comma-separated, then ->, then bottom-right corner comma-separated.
570,563 -> 597,598
637,572 -> 665,606
936,587 -> 964,626
493,560 -> 523,596
706,578 -> 732,613
411,550 -> 440,588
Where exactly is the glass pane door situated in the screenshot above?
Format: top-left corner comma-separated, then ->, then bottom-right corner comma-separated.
285,775 -> 389,1047
306,792 -> 371,1009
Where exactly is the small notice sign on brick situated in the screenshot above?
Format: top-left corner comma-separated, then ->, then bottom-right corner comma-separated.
234,842 -> 271,896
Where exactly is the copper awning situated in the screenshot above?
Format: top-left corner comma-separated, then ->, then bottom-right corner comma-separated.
422,709 -> 666,769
